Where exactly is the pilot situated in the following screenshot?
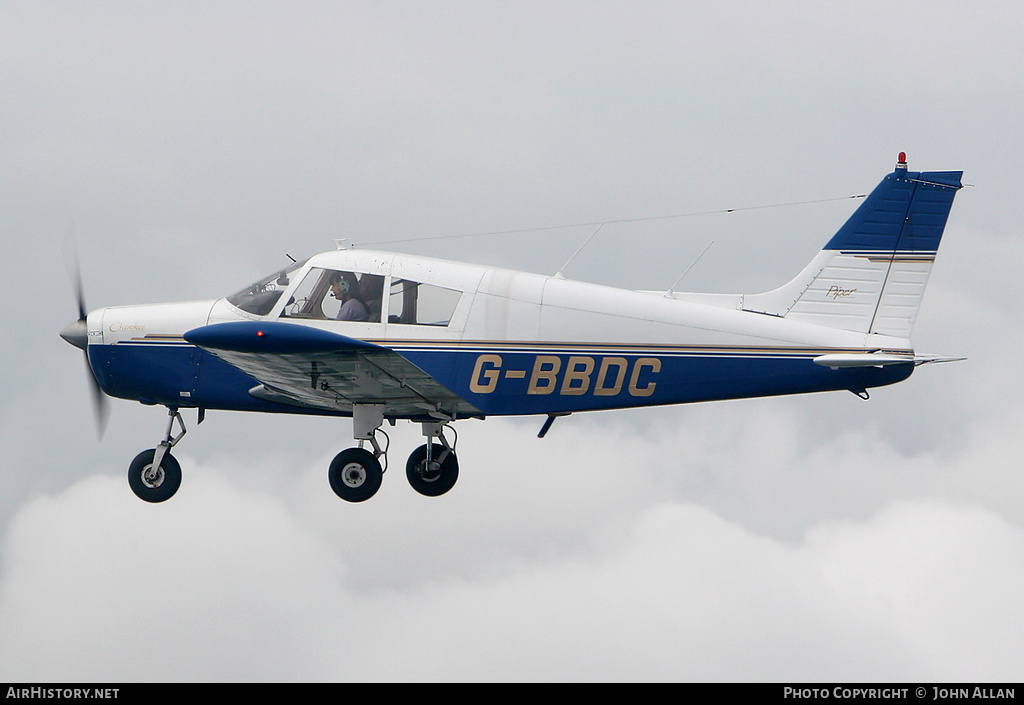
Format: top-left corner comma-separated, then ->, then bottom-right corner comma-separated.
329,271 -> 369,322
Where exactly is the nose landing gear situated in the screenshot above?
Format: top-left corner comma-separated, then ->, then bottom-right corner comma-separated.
128,407 -> 187,503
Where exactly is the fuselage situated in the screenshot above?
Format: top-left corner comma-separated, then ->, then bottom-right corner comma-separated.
83,248 -> 914,419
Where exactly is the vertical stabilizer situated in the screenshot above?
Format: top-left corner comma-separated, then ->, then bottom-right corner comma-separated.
741,155 -> 962,338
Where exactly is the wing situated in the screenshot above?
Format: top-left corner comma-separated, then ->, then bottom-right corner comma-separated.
184,321 -> 480,420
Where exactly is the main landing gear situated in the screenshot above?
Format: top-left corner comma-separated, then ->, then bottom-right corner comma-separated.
327,404 -> 460,503
405,422 -> 459,498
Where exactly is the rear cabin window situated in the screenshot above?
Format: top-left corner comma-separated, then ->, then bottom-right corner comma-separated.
388,279 -> 462,326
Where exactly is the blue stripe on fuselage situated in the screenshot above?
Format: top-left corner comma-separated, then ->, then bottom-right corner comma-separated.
89,342 -> 913,417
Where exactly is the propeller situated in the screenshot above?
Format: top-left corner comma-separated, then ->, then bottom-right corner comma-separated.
60,233 -> 109,437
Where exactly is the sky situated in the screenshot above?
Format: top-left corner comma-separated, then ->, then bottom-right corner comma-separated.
1,1 -> 1023,682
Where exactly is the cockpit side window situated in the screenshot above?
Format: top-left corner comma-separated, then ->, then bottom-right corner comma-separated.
227,258 -> 307,316
388,279 -> 462,326
281,268 -> 384,323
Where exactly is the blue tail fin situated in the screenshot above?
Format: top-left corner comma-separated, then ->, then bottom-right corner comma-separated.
742,155 -> 963,338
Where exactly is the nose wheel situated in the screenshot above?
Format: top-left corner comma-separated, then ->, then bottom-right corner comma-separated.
127,407 -> 187,503
128,449 -> 182,503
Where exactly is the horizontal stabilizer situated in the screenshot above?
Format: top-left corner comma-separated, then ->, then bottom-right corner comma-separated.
813,352 -> 965,369
908,353 -> 967,366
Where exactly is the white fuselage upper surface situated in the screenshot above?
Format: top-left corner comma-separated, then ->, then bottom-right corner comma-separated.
190,248 -> 910,352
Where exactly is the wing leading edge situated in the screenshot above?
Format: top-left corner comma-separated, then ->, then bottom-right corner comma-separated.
184,321 -> 481,420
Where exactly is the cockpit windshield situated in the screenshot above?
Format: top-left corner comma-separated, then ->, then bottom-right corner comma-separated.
226,258 -> 308,316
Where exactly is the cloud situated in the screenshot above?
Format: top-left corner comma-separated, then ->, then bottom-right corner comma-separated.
0,474 -> 346,681
1,413 -> 1022,682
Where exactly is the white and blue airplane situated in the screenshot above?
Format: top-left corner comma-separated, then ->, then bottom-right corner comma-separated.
61,155 -> 963,503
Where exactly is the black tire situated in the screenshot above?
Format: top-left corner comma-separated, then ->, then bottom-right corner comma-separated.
405,443 -> 459,497
128,448 -> 182,503
328,447 -> 383,502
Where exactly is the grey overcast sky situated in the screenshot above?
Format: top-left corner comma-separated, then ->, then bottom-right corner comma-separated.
2,1 -> 1023,681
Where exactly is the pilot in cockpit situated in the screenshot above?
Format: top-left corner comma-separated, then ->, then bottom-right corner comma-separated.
329,271 -> 369,322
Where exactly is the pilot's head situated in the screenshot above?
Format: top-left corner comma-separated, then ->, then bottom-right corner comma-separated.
329,271 -> 359,299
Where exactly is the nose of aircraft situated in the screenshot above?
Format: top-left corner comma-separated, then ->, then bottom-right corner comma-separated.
60,318 -> 89,350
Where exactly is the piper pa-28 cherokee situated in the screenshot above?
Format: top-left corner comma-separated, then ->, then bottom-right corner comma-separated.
60,154 -> 963,503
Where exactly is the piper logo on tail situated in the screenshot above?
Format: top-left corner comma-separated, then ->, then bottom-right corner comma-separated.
826,285 -> 858,299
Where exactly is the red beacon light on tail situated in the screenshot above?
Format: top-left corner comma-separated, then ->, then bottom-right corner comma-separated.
897,152 -> 908,169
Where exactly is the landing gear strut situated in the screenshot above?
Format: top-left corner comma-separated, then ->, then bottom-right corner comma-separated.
128,407 -> 186,503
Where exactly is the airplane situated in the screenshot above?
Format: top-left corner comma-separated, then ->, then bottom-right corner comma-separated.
60,154 -> 964,503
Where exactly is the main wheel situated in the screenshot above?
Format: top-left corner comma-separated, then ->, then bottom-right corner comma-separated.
128,448 -> 182,503
406,443 -> 459,497
329,447 -> 383,502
